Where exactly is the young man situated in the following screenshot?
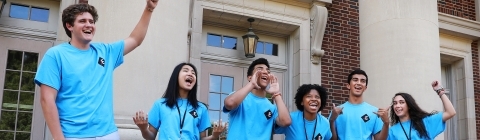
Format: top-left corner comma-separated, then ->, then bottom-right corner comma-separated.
329,69 -> 389,140
223,58 -> 291,139
34,1 -> 157,139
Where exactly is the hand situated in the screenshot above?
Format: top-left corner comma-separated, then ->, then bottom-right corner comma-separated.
212,120 -> 227,138
266,74 -> 279,95
146,0 -> 158,11
249,70 -> 261,89
373,106 -> 390,123
133,111 -> 149,130
329,103 -> 343,122
431,80 -> 443,91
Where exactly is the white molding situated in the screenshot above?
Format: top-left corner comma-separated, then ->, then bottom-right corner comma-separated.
200,53 -> 288,71
0,24 -> 57,41
438,13 -> 480,39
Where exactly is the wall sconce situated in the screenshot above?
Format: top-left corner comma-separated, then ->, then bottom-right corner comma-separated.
242,18 -> 259,58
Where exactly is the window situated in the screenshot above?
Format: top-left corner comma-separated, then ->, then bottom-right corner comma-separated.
9,4 -> 49,22
207,75 -> 233,138
207,33 -> 237,50
0,50 -> 39,140
256,41 -> 278,56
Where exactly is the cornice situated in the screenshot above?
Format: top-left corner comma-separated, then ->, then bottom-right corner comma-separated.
438,12 -> 480,40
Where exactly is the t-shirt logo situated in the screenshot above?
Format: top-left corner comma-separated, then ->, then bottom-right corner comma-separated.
98,57 -> 105,67
264,110 -> 273,120
314,133 -> 322,140
361,114 -> 370,122
189,110 -> 198,118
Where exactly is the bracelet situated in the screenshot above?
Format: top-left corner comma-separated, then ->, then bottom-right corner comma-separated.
438,92 -> 445,98
435,87 -> 444,95
271,93 -> 281,99
147,7 -> 154,12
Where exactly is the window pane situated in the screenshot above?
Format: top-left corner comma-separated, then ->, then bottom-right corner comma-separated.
208,110 -> 219,123
209,75 -> 221,93
265,43 -> 277,55
16,132 -> 31,140
207,34 -> 222,47
221,112 -> 229,122
19,92 -> 34,111
256,41 -> 264,54
220,93 -> 227,112
0,111 -> 16,130
223,36 -> 237,49
4,71 -> 20,90
17,112 -> 32,131
30,7 -> 49,22
272,44 -> 278,56
2,90 -> 18,110
20,72 -> 35,92
9,4 -> 29,20
221,77 -> 233,93
6,50 -> 23,70
0,132 -> 14,140
208,93 -> 220,110
23,52 -> 38,72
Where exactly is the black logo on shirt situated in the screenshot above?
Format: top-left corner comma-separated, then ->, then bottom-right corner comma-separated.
264,110 -> 273,120
189,110 -> 198,118
98,57 -> 105,67
361,114 -> 370,122
315,133 -> 322,140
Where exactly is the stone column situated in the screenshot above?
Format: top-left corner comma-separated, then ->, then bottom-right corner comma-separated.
360,0 -> 443,124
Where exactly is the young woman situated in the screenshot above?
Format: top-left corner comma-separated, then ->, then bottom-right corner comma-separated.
133,63 -> 225,140
274,84 -> 332,140
388,80 -> 456,140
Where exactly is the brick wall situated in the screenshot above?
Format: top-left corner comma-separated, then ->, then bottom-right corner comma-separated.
472,41 -> 480,139
320,0 -> 360,116
438,0 -> 476,20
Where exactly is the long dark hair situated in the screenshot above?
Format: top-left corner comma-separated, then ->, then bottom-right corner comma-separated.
162,63 -> 199,109
389,92 -> 436,139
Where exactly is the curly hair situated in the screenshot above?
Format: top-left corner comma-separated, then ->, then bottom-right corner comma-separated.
294,84 -> 328,112
389,92 -> 436,139
247,58 -> 270,77
62,3 -> 99,38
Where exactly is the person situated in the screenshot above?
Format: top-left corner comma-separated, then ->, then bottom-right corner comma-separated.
34,1 -> 157,139
387,80 -> 456,140
133,63 -> 225,140
274,84 -> 332,140
223,58 -> 291,139
329,69 -> 389,140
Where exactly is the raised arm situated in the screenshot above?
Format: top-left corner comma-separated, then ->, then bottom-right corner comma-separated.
224,70 -> 261,110
123,0 -> 158,55
133,111 -> 158,140
200,120 -> 226,140
267,75 -> 291,127
374,106 -> 391,140
328,103 -> 343,140
432,80 -> 456,122
40,85 -> 64,140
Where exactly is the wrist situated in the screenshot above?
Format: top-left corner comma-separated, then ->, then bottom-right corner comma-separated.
146,7 -> 154,12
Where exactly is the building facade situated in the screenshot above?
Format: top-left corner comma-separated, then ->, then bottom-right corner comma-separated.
0,0 -> 479,139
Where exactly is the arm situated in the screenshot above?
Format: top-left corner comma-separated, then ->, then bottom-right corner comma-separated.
40,85 -> 64,140
224,70 -> 260,110
123,0 -> 158,55
328,103 -> 343,140
200,120 -> 225,140
374,106 -> 390,140
373,123 -> 389,140
133,111 -> 158,140
200,132 -> 219,140
273,94 -> 291,127
329,120 -> 338,140
431,80 -> 456,122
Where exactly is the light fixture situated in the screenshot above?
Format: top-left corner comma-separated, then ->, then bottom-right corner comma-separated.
242,18 -> 259,58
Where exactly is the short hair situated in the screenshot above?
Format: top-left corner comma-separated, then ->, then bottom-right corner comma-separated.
346,69 -> 368,86
294,84 -> 328,112
62,3 -> 99,38
247,58 -> 270,77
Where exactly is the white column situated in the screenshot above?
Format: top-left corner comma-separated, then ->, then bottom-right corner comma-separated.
360,0 -> 443,123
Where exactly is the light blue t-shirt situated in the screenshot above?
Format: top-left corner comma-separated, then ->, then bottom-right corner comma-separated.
223,92 -> 278,139
148,98 -> 211,140
34,41 -> 124,138
274,111 -> 332,140
387,112 -> 445,140
332,101 -> 383,140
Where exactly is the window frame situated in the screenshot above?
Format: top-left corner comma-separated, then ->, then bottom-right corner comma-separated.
9,3 -> 49,23
206,33 -> 238,50
256,41 -> 278,56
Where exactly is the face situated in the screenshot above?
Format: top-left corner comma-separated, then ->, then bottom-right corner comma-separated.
392,95 -> 409,118
248,64 -> 270,88
178,65 -> 197,91
301,89 -> 321,114
67,12 -> 95,44
346,74 -> 367,97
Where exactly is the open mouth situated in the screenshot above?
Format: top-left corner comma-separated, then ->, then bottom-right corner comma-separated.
260,75 -> 268,82
308,102 -> 318,110
185,77 -> 193,85
354,85 -> 362,90
83,29 -> 92,35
